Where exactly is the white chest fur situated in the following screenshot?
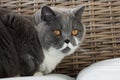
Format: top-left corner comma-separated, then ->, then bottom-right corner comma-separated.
39,47 -> 65,74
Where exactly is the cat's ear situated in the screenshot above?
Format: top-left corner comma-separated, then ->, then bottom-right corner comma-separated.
41,6 -> 56,21
73,5 -> 85,19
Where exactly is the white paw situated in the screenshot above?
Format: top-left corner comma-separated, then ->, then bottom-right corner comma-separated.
34,72 -> 44,76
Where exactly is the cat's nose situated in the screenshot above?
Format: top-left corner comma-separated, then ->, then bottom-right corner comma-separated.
64,39 -> 70,44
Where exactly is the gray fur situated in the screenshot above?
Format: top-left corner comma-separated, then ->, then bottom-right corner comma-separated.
0,9 -> 44,77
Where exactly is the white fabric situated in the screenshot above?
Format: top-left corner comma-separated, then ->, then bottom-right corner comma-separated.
1,74 -> 75,80
77,58 -> 120,80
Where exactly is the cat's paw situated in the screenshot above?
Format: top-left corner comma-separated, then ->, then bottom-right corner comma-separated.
34,72 -> 44,76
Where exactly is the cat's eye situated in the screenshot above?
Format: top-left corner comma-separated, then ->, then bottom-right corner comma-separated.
71,29 -> 79,36
53,29 -> 61,36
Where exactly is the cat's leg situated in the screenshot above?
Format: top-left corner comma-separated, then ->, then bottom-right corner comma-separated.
34,72 -> 43,76
20,54 -> 40,76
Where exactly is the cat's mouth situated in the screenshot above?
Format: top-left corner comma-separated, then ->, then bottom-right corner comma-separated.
61,47 -> 71,53
58,43 -> 74,53
58,42 -> 79,54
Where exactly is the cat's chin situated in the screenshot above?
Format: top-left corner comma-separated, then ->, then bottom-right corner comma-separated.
61,47 -> 71,53
58,45 -> 79,56
57,42 -> 79,55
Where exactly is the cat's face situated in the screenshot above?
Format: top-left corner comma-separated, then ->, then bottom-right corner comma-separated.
34,6 -> 85,55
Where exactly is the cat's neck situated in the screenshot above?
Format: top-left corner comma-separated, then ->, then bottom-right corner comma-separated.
39,47 -> 65,74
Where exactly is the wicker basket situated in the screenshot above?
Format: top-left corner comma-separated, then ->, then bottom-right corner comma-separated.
0,0 -> 120,77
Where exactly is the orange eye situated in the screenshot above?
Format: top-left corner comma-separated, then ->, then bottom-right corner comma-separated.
53,29 -> 61,36
71,29 -> 79,36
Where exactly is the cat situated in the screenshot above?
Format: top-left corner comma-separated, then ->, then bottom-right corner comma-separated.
0,5 -> 85,78
33,6 -> 86,75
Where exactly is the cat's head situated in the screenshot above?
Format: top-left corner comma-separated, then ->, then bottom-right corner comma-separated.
34,6 -> 85,56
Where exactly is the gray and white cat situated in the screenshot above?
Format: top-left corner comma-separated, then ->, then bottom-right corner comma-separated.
0,5 -> 85,78
33,6 -> 86,74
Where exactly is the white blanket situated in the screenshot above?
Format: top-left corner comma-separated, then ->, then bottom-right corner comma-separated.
77,58 -> 120,80
0,74 -> 75,80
